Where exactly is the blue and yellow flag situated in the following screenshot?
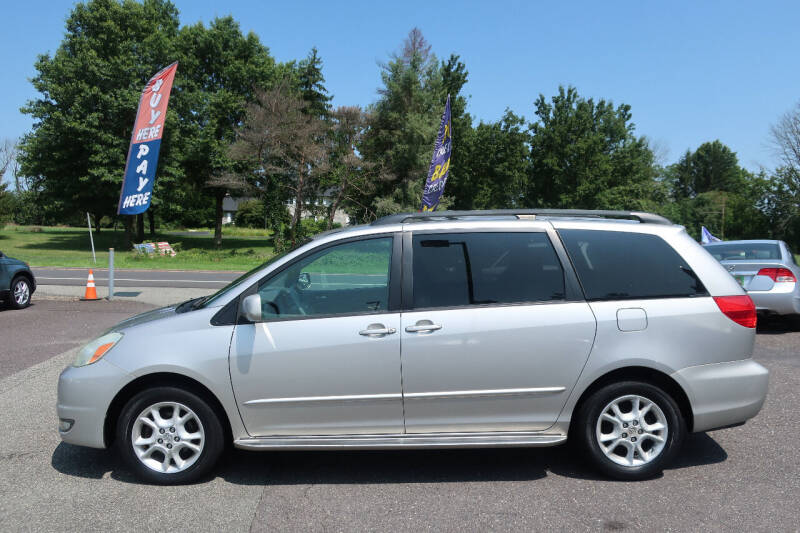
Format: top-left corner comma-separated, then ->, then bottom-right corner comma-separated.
421,95 -> 452,211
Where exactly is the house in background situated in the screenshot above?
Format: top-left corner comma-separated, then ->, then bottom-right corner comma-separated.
221,191 -> 350,226
286,188 -> 350,226
221,194 -> 242,225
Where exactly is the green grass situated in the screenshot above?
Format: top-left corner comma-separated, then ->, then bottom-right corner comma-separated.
0,225 -> 277,271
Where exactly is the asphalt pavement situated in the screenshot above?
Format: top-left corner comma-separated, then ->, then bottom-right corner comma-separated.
0,299 -> 156,379
1,299 -> 798,531
32,267 -> 242,289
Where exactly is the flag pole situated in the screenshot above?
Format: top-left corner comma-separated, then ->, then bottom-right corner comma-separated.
86,212 -> 97,264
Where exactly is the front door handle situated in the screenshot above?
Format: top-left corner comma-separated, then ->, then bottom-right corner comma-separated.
405,322 -> 442,333
359,324 -> 397,336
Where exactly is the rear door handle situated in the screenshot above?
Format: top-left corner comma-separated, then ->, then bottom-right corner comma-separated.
359,324 -> 396,336
405,323 -> 442,333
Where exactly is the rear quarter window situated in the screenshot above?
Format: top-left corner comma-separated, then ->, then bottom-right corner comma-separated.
559,229 -> 707,301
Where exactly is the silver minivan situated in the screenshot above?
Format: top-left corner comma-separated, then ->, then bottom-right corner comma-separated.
57,210 -> 769,483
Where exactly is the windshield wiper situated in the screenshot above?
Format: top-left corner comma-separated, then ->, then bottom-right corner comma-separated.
175,296 -> 208,313
190,295 -> 210,310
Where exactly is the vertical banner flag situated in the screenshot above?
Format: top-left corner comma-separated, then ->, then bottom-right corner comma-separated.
701,226 -> 721,244
420,94 -> 452,211
117,62 -> 178,215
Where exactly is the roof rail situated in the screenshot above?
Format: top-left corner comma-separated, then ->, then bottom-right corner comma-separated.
371,209 -> 673,226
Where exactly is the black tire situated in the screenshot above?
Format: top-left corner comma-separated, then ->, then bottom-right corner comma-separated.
117,386 -> 224,484
9,276 -> 32,309
575,381 -> 685,481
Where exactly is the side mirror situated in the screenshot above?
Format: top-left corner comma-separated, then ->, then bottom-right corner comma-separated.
241,294 -> 262,323
297,272 -> 311,290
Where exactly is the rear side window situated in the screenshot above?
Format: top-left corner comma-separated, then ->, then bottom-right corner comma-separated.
559,229 -> 707,301
412,232 -> 565,309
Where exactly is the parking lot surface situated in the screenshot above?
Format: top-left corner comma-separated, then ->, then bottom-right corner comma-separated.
0,299 -> 156,379
0,300 -> 798,531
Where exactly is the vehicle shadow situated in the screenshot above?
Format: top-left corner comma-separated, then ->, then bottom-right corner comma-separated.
756,315 -> 800,334
51,432 -> 726,486
0,300 -> 37,312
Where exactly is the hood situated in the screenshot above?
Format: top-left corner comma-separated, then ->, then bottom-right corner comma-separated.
3,255 -> 28,267
108,304 -> 178,332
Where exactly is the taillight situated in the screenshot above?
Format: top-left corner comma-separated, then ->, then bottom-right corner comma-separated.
757,268 -> 797,283
713,295 -> 757,328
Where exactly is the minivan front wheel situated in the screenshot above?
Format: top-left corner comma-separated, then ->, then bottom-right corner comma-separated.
117,387 -> 223,484
576,381 -> 685,480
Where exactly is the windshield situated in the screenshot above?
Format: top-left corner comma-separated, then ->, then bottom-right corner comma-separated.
199,240 -> 310,308
704,243 -> 781,261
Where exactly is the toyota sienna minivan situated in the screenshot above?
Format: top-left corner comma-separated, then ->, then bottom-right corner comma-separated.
57,210 -> 769,483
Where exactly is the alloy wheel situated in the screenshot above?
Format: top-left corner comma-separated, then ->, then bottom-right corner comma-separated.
131,401 -> 205,474
595,394 -> 668,467
13,280 -> 29,306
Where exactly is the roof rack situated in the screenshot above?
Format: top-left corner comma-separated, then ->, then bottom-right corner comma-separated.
371,209 -> 672,226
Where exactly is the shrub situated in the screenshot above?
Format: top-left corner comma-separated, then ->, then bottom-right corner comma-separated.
234,199 -> 266,228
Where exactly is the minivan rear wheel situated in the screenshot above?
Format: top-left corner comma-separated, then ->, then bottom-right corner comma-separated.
117,387 -> 224,484
576,381 -> 685,480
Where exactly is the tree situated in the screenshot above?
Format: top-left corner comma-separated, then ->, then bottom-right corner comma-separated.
320,106 -> 377,227
297,47 -> 333,120
770,101 -> 800,172
659,141 -> 768,240
449,110 -> 530,210
0,139 -> 21,192
669,141 -> 746,198
360,28 -> 471,215
230,81 -> 328,246
526,86 -> 657,210
0,182 -> 14,223
768,104 -> 800,247
19,0 -> 180,240
175,16 -> 284,246
760,166 -> 800,248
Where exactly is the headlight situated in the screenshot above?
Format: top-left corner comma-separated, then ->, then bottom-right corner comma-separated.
73,332 -> 123,367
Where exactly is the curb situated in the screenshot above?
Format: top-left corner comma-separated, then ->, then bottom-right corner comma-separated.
35,284 -> 217,307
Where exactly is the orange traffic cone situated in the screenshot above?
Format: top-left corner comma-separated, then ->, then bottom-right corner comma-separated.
80,269 -> 101,301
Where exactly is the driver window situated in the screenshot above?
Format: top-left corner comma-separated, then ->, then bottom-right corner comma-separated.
256,237 -> 393,320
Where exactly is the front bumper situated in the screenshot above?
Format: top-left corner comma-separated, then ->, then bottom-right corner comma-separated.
57,359 -> 134,448
673,359 -> 769,433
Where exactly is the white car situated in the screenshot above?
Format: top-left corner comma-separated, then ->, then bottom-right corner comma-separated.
703,240 -> 800,317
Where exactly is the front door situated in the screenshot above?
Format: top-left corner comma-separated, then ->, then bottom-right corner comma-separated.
400,230 -> 596,433
229,235 -> 404,436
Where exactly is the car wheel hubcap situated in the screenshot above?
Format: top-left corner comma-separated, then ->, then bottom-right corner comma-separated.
595,394 -> 668,467
13,281 -> 29,305
131,401 -> 205,474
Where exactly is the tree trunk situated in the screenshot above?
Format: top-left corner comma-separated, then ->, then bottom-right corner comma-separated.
124,215 -> 134,249
213,191 -> 224,248
92,213 -> 100,233
148,208 -> 155,237
136,213 -> 144,243
328,185 -> 346,230
290,163 -> 305,246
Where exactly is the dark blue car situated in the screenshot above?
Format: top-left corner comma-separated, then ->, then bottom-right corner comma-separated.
0,251 -> 36,309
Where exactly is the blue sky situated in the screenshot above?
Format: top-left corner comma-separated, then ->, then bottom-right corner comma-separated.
3,0 -> 799,174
